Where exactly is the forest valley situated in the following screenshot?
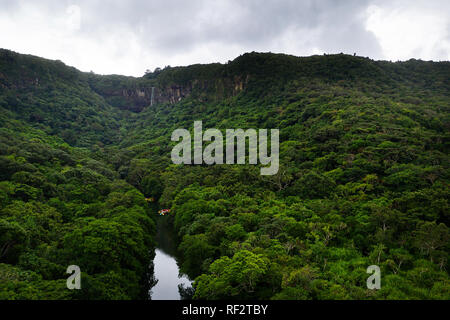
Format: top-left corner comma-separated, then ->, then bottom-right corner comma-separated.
0,49 -> 448,300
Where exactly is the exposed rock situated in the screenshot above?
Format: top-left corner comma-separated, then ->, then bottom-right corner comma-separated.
88,71 -> 249,112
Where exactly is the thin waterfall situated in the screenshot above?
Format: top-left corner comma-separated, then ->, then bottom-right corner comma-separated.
151,87 -> 155,106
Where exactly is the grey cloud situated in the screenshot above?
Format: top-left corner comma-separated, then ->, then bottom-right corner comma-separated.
66,0 -> 382,56
0,0 -> 447,75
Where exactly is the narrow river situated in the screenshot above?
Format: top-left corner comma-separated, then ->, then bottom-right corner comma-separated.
150,216 -> 192,300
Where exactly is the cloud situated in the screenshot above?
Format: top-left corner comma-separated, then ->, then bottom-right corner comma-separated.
365,0 -> 450,61
0,0 -> 448,76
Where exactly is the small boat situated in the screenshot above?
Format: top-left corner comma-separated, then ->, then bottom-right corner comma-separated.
158,208 -> 171,216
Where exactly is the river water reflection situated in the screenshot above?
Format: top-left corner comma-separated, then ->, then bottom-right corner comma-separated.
150,217 -> 192,300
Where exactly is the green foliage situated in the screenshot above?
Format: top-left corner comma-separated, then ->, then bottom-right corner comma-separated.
194,249 -> 276,299
0,124 -> 155,299
0,49 -> 449,300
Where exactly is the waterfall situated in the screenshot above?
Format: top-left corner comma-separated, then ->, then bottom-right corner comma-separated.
151,87 -> 155,106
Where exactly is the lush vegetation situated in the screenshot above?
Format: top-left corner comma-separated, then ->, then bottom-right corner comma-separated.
0,50 -> 156,299
0,49 -> 448,299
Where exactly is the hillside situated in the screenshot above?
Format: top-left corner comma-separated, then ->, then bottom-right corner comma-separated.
0,49 -> 449,299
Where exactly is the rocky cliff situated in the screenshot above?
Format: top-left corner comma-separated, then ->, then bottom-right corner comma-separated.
87,73 -> 248,112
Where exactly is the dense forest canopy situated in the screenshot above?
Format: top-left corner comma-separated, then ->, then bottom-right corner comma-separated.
0,49 -> 449,299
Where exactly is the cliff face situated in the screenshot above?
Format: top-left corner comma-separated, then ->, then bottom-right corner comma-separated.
89,74 -> 248,112
117,87 -> 154,112
155,75 -> 248,104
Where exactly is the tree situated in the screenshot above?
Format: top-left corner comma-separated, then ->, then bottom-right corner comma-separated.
193,250 -> 270,299
413,221 -> 449,263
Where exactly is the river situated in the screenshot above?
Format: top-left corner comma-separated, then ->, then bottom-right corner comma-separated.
150,216 -> 193,300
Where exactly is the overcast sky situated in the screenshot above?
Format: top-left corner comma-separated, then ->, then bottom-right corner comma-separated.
1,0 -> 449,76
